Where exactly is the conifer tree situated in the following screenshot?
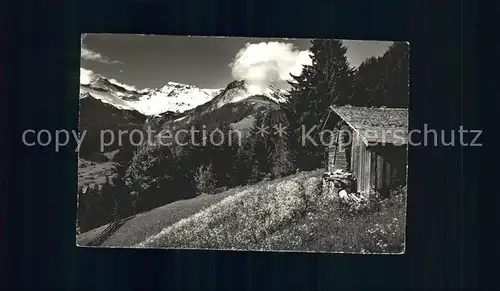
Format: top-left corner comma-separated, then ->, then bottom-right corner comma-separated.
283,39 -> 355,170
269,129 -> 295,178
77,187 -> 88,232
207,122 -> 239,187
233,140 -> 254,185
79,184 -> 100,231
194,163 -> 217,195
124,144 -> 178,212
99,176 -> 117,222
246,109 -> 276,182
351,42 -> 409,108
308,40 -> 355,118
383,42 -> 409,107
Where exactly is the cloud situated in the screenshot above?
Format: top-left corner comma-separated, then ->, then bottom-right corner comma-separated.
80,34 -> 123,64
291,50 -> 312,76
229,42 -> 312,94
80,67 -> 137,91
80,68 -> 97,85
81,48 -> 123,64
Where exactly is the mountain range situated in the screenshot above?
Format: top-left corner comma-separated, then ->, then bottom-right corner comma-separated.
80,76 -> 287,116
78,74 -> 288,188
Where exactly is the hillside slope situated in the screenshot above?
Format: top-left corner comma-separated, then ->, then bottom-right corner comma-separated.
76,183 -> 261,246
77,170 -> 321,246
134,168 -> 405,253
77,169 -> 405,253
135,170 -> 325,250
79,93 -> 147,160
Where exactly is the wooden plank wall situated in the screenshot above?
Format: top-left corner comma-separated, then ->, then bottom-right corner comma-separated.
360,141 -> 371,195
350,131 -> 359,184
376,153 -> 384,193
384,159 -> 392,192
326,127 -> 350,172
350,131 -> 372,195
327,145 -> 336,172
350,138 -> 408,197
348,131 -> 408,197
370,152 -> 377,191
326,127 -> 339,173
370,145 -> 408,197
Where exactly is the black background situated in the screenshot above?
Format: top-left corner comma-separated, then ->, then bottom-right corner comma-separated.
2,0 -> 491,290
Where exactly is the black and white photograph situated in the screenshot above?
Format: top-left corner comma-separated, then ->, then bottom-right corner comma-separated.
75,34 -> 409,254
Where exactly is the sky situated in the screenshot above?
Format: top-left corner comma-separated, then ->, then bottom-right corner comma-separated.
80,34 -> 393,91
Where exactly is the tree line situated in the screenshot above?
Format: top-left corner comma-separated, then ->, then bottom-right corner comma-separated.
77,40 -> 409,233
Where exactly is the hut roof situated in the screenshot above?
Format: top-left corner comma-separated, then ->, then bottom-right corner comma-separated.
329,105 -> 409,146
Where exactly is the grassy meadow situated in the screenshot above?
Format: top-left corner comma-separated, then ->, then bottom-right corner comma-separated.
135,169 -> 406,253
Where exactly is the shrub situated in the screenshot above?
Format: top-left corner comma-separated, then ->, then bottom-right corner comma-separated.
194,164 -> 217,195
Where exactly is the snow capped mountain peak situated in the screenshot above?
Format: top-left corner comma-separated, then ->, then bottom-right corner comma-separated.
212,79 -> 287,108
264,85 -> 288,103
80,76 -> 222,115
154,82 -> 197,95
90,76 -> 108,86
226,79 -> 248,90
213,80 -> 250,108
165,81 -> 192,88
130,82 -> 222,115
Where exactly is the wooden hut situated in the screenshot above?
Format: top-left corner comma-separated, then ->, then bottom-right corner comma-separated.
325,105 -> 408,198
